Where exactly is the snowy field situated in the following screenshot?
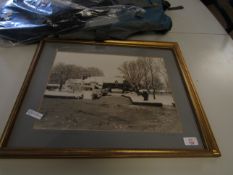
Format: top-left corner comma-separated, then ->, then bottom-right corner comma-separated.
124,92 -> 175,106
34,96 -> 182,133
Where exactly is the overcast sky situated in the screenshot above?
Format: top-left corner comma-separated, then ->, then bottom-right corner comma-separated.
54,51 -> 157,78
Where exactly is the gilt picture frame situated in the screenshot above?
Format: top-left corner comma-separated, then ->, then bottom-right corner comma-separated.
0,39 -> 220,158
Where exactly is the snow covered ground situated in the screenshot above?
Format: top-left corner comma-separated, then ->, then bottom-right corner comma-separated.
124,92 -> 175,106
44,90 -> 175,106
44,90 -> 82,98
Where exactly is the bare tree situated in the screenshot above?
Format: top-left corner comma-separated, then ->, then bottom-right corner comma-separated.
152,58 -> 169,92
137,57 -> 152,93
49,63 -> 104,91
118,60 -> 144,93
49,63 -> 77,91
86,67 -> 104,77
119,57 -> 168,99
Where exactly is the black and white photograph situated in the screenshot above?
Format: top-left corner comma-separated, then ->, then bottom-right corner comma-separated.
34,52 -> 182,133
0,40 -> 220,158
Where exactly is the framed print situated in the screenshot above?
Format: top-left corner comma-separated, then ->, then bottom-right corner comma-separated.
0,39 -> 220,158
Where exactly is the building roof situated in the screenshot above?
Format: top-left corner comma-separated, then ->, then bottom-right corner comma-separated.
66,76 -> 124,84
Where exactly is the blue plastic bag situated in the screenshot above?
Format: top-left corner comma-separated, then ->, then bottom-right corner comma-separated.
0,0 -> 172,45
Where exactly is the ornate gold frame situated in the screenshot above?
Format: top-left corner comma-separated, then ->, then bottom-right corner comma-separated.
0,39 -> 221,158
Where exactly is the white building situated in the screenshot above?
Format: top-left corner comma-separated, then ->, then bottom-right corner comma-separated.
64,76 -> 124,99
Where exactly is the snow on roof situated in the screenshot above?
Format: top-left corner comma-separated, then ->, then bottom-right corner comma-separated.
47,83 -> 60,87
66,79 -> 83,84
67,76 -> 124,84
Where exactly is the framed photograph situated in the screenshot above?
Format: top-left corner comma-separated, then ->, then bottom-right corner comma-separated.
0,39 -> 220,158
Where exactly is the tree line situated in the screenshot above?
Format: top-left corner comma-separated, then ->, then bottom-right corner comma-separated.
49,63 -> 104,90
